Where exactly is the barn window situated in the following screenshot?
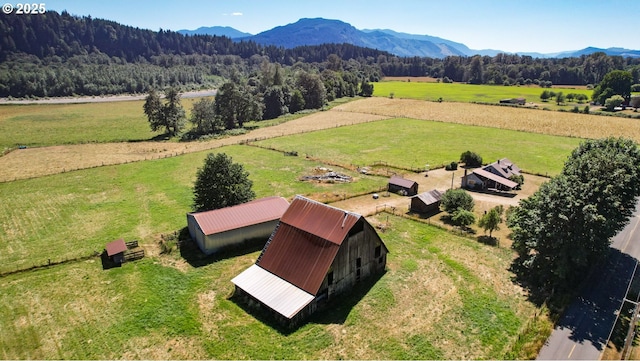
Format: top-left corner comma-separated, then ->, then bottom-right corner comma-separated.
374,245 -> 381,258
356,257 -> 362,268
327,271 -> 334,285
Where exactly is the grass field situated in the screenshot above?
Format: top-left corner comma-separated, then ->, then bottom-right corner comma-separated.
0,97 -> 208,151
3,84 -> 622,358
373,80 -> 593,105
0,213 -> 547,359
254,117 -> 582,176
0,144 -> 386,274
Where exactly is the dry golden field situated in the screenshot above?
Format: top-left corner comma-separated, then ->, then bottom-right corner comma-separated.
0,110 -> 388,182
334,97 -> 640,142
3,97 -> 639,182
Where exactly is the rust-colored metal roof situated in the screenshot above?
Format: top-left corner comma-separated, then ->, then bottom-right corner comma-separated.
388,175 -> 417,189
105,239 -> 127,256
279,196 -> 360,245
188,196 -> 289,235
257,196 -> 362,295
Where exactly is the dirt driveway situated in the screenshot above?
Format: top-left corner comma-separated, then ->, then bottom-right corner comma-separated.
333,167 -> 546,215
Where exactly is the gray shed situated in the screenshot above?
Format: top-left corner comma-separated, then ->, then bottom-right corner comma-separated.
186,196 -> 290,255
410,189 -> 444,214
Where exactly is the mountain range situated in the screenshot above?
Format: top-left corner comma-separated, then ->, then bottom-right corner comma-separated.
178,18 -> 640,59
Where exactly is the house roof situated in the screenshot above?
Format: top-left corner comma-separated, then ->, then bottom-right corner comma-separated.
188,196 -> 289,235
486,158 -> 521,179
105,239 -> 127,256
231,264 -> 315,319
472,168 -> 518,189
388,175 -> 418,189
412,189 -> 444,205
257,196 -> 361,295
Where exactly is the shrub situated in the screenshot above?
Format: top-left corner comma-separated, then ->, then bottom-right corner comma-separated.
460,150 -> 483,168
605,95 -> 625,111
445,161 -> 458,171
583,105 -> 590,114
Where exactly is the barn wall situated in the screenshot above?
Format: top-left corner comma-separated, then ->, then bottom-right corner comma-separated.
188,218 -> 278,255
187,214 -> 207,254
320,220 -> 387,300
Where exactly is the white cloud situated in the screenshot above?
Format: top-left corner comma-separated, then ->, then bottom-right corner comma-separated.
231,12 -> 243,16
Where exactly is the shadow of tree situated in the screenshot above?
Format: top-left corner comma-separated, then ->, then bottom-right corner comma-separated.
477,235 -> 498,246
512,247 -> 638,352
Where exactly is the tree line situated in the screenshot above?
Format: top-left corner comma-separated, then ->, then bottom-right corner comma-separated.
1,11 -> 640,99
143,63 -> 375,138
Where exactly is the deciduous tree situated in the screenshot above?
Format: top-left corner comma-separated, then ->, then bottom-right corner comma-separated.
508,137 -> 640,295
192,153 -> 255,212
441,189 -> 475,214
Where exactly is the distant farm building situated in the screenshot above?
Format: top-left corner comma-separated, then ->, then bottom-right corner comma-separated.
499,98 -> 526,105
105,239 -> 127,264
232,195 -> 388,327
410,189 -> 444,214
186,196 -> 290,255
462,158 -> 520,191
388,175 -> 418,196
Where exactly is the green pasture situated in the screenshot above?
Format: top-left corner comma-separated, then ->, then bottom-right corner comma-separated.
0,97 -> 208,150
0,144 -> 385,274
255,117 -> 582,176
373,81 -> 593,105
0,214 -> 542,359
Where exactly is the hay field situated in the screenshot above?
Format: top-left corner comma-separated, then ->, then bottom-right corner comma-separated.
335,97 -> 640,142
0,110 -> 388,182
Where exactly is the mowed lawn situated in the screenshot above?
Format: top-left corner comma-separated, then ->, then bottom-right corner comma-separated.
0,144 -> 386,274
373,80 -> 593,104
0,214 -> 544,359
255,117 -> 582,176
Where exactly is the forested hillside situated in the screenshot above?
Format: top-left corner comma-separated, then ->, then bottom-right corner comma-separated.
0,10 -> 639,98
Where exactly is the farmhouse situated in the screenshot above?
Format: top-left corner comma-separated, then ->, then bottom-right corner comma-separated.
484,158 -> 521,179
232,195 -> 388,327
462,158 -> 521,191
186,196 -> 290,255
410,189 -> 444,214
388,175 -> 418,196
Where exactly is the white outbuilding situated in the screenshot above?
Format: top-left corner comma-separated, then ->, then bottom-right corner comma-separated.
186,196 -> 290,255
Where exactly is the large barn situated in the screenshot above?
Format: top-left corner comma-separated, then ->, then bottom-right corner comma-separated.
232,195 -> 388,327
186,196 -> 290,255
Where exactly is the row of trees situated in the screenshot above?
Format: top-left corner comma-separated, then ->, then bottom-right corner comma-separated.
143,65 -> 374,137
2,11 -> 640,98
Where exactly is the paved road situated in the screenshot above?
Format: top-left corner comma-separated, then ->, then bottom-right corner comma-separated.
537,203 -> 640,360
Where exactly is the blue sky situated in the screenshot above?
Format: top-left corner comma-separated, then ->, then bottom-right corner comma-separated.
46,0 -> 639,54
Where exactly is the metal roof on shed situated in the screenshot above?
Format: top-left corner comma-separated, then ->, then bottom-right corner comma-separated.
412,189 -> 444,205
188,196 -> 289,235
388,175 -> 418,189
231,264 -> 314,319
105,239 -> 127,256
